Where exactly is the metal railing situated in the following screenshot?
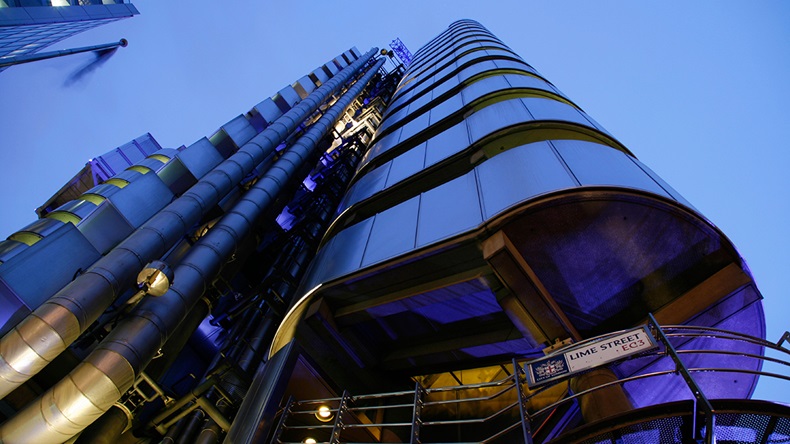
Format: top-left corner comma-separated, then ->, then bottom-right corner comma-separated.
269,318 -> 790,443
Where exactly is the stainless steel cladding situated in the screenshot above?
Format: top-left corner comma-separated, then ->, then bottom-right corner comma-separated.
0,48 -> 380,401
0,55 -> 385,444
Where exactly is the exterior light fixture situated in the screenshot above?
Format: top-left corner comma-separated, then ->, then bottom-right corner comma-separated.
315,405 -> 334,422
303,438 -> 317,444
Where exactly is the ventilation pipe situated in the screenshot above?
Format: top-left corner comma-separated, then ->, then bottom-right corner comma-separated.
163,139 -> 367,443
0,57 -> 386,444
0,48 -> 378,401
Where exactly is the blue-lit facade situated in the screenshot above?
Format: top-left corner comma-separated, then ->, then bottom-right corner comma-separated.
0,19 -> 787,444
0,1 -> 138,71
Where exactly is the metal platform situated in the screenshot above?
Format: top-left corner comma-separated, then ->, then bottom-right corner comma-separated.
268,318 -> 790,444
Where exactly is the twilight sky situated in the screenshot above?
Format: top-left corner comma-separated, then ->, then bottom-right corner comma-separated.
0,1 -> 787,401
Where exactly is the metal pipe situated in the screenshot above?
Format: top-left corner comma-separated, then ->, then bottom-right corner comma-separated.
150,364 -> 229,432
0,39 -> 128,69
235,312 -> 276,374
0,56 -> 385,444
74,405 -> 131,444
145,297 -> 211,381
160,416 -> 187,444
195,419 -> 222,444
0,48 -> 379,401
174,409 -> 205,444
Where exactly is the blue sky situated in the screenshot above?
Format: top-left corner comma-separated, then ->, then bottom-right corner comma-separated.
0,1 -> 787,401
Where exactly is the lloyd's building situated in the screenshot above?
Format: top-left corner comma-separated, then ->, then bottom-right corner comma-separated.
0,19 -> 787,444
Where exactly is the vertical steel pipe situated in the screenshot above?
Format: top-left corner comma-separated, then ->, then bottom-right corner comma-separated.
0,56 -> 385,444
0,48 -> 379,401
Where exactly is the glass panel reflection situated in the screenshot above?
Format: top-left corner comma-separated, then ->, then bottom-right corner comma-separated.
362,197 -> 419,266
478,141 -> 577,219
417,171 -> 482,247
552,140 -> 670,197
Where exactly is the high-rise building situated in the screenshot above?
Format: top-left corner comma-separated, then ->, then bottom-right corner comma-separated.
0,1 -> 138,71
0,19 -> 787,444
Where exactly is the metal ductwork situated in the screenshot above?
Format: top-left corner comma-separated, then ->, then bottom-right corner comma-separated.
155,138 -> 370,443
0,48 -> 379,401
0,56 -> 386,444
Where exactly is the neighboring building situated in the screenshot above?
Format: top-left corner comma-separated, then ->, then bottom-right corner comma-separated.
0,0 -> 138,71
0,19 -> 787,444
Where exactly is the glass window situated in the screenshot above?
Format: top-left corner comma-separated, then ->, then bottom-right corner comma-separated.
461,75 -> 511,106
386,143 -> 427,188
424,121 -> 471,167
340,162 -> 391,210
360,127 -> 402,169
467,99 -> 531,144
417,171 -> 482,247
631,159 -> 696,209
521,98 -> 589,126
318,217 -> 374,282
432,62 -> 458,85
389,86 -> 414,109
428,93 -> 463,126
477,141 -> 576,219
485,48 -> 521,61
578,112 -> 613,137
430,73 -> 460,98
407,90 -> 433,114
503,74 -> 557,94
494,59 -> 537,75
397,111 -> 430,144
456,49 -> 491,68
362,197 -> 419,267
457,60 -> 499,82
377,106 -> 409,135
552,140 -> 670,197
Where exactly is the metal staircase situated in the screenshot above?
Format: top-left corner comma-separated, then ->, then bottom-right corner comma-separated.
267,319 -> 790,444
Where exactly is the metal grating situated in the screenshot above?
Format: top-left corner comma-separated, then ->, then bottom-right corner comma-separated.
714,412 -> 770,444
580,416 -> 685,444
767,416 -> 790,443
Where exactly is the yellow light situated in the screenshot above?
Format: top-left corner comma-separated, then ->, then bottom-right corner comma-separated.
303,439 -> 317,444
315,405 -> 333,422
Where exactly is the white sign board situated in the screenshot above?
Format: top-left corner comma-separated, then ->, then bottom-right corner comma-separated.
525,326 -> 657,388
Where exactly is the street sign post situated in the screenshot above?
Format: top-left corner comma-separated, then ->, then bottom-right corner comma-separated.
525,326 -> 658,388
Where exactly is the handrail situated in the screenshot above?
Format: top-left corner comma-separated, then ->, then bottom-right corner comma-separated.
270,321 -> 790,444
530,370 -> 678,418
425,373 -> 516,393
649,314 -> 715,444
422,400 -> 519,426
663,330 -> 790,355
424,382 -> 516,407
661,324 -> 788,349
674,348 -> 790,367
482,420 -> 521,443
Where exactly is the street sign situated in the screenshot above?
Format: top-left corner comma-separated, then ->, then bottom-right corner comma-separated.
525,325 -> 658,388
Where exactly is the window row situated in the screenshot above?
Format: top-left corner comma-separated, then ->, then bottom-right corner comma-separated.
304,139 -> 690,291
406,28 -> 498,76
410,20 -> 491,65
380,64 -> 559,138
404,35 -> 513,87
361,89 -> 600,177
385,46 -> 535,118
393,34 -> 518,103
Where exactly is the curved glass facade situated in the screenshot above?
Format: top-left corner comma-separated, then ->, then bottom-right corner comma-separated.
273,20 -> 767,420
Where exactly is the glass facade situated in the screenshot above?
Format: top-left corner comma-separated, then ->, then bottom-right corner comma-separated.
0,1 -> 138,71
263,19 -> 772,442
